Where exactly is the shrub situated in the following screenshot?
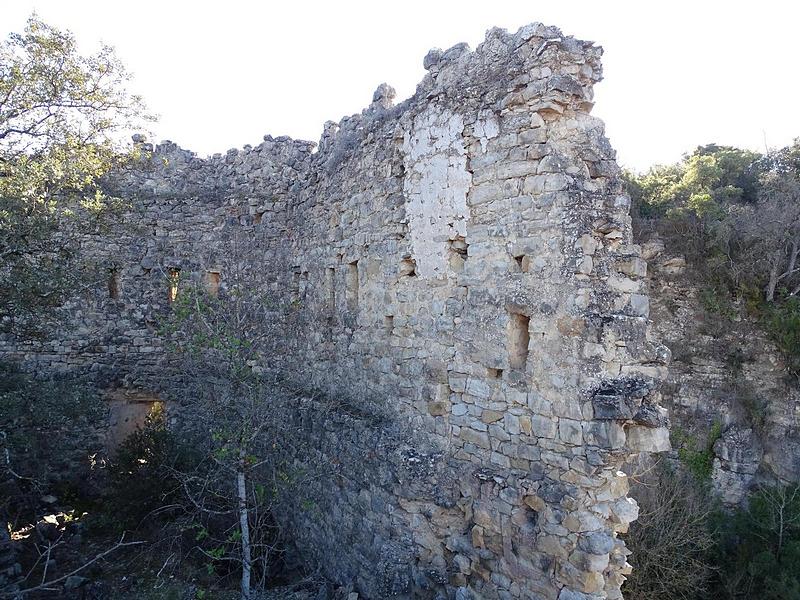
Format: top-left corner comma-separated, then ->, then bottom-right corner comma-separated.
672,422 -> 723,483
104,408 -> 189,530
763,297 -> 800,374
623,465 -> 715,600
699,286 -> 738,320
0,361 -> 106,524
734,380 -> 769,433
710,484 -> 800,599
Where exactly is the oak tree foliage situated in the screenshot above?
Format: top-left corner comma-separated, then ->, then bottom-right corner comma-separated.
0,15 -> 152,334
626,141 -> 800,370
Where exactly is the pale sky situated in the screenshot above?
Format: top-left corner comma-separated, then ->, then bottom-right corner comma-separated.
4,0 -> 799,171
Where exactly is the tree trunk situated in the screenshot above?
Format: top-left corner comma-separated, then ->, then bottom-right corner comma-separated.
237,458 -> 251,600
766,251 -> 782,302
786,240 -> 799,281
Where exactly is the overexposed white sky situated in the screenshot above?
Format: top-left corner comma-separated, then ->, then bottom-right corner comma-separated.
4,0 -> 799,171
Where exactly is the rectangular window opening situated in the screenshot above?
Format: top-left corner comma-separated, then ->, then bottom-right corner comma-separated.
448,236 -> 468,272
300,271 -> 309,299
346,261 -> 359,310
205,270 -> 221,297
108,268 -> 120,299
508,312 -> 530,370
384,315 -> 394,333
400,257 -> 416,278
168,268 -> 181,303
488,367 -> 503,379
291,268 -> 302,304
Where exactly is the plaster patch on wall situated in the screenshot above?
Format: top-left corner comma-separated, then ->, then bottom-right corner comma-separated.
402,107 -> 471,279
105,390 -> 165,451
474,109 -> 500,152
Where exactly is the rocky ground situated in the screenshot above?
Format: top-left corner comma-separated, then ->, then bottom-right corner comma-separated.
0,495 -> 347,600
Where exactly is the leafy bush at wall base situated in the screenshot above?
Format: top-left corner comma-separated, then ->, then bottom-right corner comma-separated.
103,399 -> 294,591
0,361 -> 107,525
103,410 -> 196,531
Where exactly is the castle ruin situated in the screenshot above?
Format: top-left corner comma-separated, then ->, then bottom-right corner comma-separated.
1,23 -> 670,600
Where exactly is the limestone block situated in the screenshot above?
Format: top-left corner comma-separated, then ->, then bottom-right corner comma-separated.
570,549 -> 610,572
616,257 -> 647,278
625,425 -> 670,452
531,414 -> 558,439
558,418 -> 584,445
481,409 -> 504,424
459,428 -> 491,449
583,422 -> 626,450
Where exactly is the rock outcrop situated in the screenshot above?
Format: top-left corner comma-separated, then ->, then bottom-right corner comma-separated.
643,236 -> 800,504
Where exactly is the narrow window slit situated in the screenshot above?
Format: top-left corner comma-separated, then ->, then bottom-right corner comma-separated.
301,271 -> 309,299
488,367 -> 503,379
326,267 -> 336,310
384,315 -> 394,333
508,312 -> 531,370
448,236 -> 469,272
168,268 -> 181,303
400,257 -> 416,278
205,270 -> 220,297
291,268 -> 302,303
108,268 -> 120,299
346,261 -> 359,310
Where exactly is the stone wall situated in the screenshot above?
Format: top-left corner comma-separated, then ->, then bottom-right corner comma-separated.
0,24 -> 670,600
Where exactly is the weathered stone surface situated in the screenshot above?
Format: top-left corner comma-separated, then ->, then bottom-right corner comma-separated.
641,232 -> 800,505
579,531 -> 615,555
0,22 -> 669,600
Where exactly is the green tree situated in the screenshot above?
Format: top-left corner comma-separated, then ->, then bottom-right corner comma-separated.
627,140 -> 800,368
629,145 -> 762,220
159,237 -> 310,599
711,485 -> 800,599
0,15 -> 151,335
0,362 -> 106,525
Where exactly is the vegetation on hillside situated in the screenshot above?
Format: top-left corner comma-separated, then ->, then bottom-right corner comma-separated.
625,141 -> 800,373
623,141 -> 800,599
624,466 -> 800,600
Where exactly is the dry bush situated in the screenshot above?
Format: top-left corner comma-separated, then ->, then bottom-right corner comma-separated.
623,464 -> 715,600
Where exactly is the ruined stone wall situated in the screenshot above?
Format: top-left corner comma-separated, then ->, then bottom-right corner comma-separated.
0,24 -> 670,600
